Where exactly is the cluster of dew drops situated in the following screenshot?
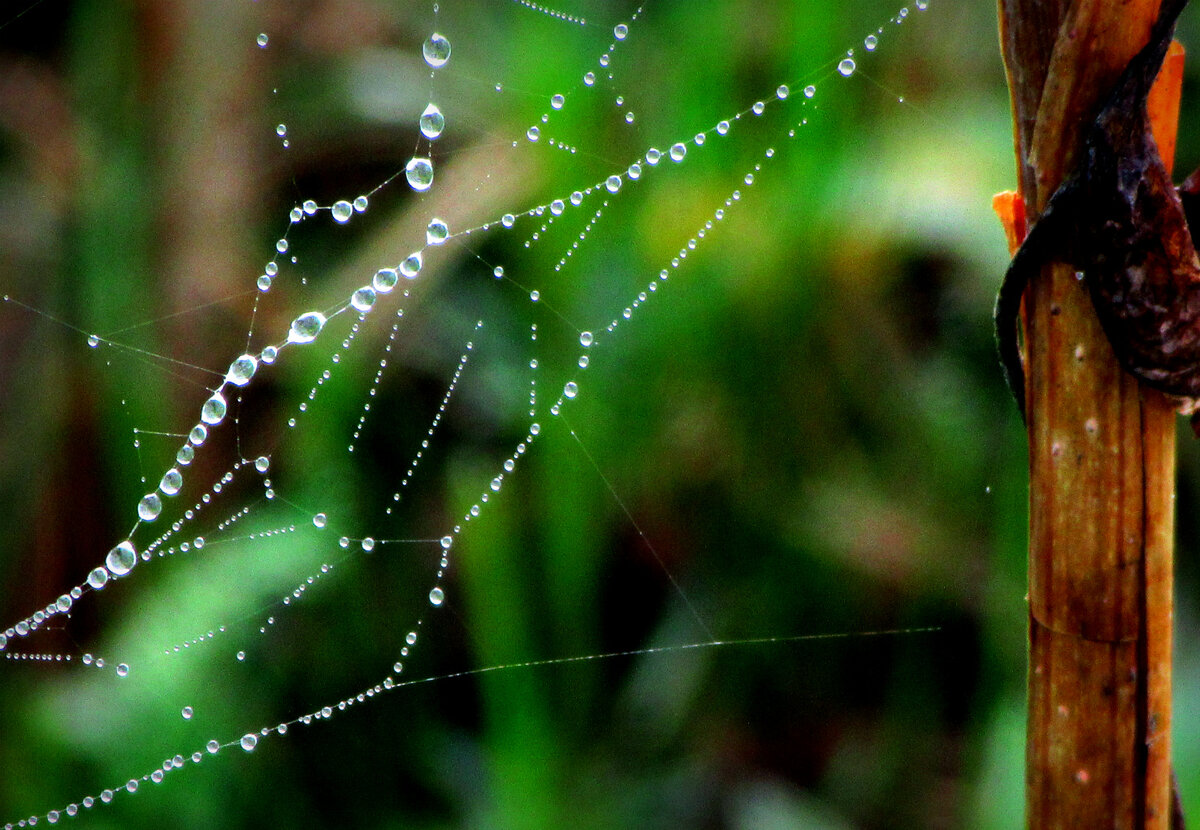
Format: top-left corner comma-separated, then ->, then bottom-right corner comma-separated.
0,2 -> 935,825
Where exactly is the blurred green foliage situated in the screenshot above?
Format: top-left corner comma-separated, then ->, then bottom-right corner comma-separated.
2,0 -> 1200,828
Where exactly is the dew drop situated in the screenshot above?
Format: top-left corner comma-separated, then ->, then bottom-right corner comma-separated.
225,354 -> 258,387
240,733 -> 258,752
441,535 -> 453,549
865,34 -> 879,50
182,706 -> 193,720
106,541 -> 137,576
331,200 -> 353,223
200,392 -> 228,425
614,22 -> 628,39
583,71 -> 595,86
313,513 -> 327,528
605,175 -> 622,193
752,101 -> 765,115
207,740 -> 220,754
777,84 -> 790,99
353,195 -> 368,212
501,214 -> 516,228
580,331 -> 593,347
804,85 -> 816,98
646,147 -> 661,164
361,537 -> 376,552
527,125 -> 541,142
288,312 -> 327,344
429,587 -> 445,606
669,142 -> 687,162
190,424 -> 208,445
426,218 -> 449,245
550,93 -> 565,109
550,199 -> 565,215
400,252 -> 423,279
423,33 -> 451,68
373,268 -> 399,294
563,381 -> 578,399
116,663 -> 129,677
138,493 -> 163,521
256,33 -> 268,47
405,157 -> 434,191
87,567 -> 109,590
351,287 -> 377,312
176,445 -> 195,467
420,103 -> 445,139
838,57 -> 857,76
255,456 -> 270,473
160,468 -> 182,495
87,334 -> 100,348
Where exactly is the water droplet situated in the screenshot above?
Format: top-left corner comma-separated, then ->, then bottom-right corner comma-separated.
331,200 -> 353,223
752,101 -> 765,115
527,125 -> 540,142
530,290 -> 540,302
288,311 -> 327,344
240,733 -> 258,752
302,200 -> 317,215
361,537 -> 376,552
116,663 -> 129,677
87,567 -> 109,590
353,195 -> 368,212
865,34 -> 878,50
207,740 -> 220,754
261,346 -> 277,364
776,84 -> 790,99
226,354 -> 258,386
563,381 -> 578,399
493,266 -> 505,279
804,85 -> 816,98
87,334 -> 100,348
236,651 -> 246,662
313,513 -> 327,528
182,706 -> 193,720
606,175 -> 622,193
584,71 -> 596,86
423,33 -> 451,68
669,142 -> 687,162
201,392 -> 228,425
551,93 -> 565,109
440,535 -> 453,550
189,424 -> 208,446
256,33 -> 268,47
351,287 -> 377,312
160,468 -> 182,495
550,199 -> 565,215
429,587 -> 445,606
627,162 -> 642,179
275,124 -> 287,137
580,331 -> 593,347
138,493 -> 163,521
373,268 -> 399,294
405,157 -> 434,191
426,218 -> 449,245
106,541 -> 137,576
400,252 -> 423,279
614,22 -> 628,39
420,103 -> 445,139
838,57 -> 856,76
502,214 -> 516,228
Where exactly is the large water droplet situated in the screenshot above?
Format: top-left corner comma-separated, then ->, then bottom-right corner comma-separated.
838,57 -> 856,76
288,311 -> 327,344
527,125 -> 540,142
87,567 -> 109,590
256,33 -> 268,47
400,252 -> 423,279
563,381 -> 578,399
605,175 -> 622,193
580,331 -> 593,347
116,663 -> 129,677
225,354 -> 258,387
429,587 -> 445,606
406,157 -> 434,191
106,541 -> 137,576
423,33 -> 451,68
160,468 -> 182,495
426,218 -> 449,245
669,142 -> 687,162
420,103 -> 445,139
864,34 -> 879,51
138,493 -> 163,521
182,706 -> 194,720
351,287 -> 377,312
201,392 -> 227,425
373,268 -> 399,294
614,22 -> 629,39
550,93 -> 565,110
441,535 -> 453,550
240,733 -> 258,752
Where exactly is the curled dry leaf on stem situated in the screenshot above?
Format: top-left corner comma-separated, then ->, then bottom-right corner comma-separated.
996,0 -> 1200,425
